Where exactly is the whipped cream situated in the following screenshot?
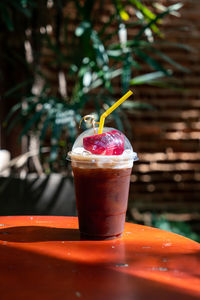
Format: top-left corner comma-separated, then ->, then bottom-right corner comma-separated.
68,147 -> 138,169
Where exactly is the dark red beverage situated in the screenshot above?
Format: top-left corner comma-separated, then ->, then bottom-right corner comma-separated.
72,165 -> 132,240
68,126 -> 137,240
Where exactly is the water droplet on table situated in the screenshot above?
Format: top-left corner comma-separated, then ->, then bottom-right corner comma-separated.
151,267 -> 168,272
75,291 -> 81,297
162,242 -> 172,248
115,263 -> 128,268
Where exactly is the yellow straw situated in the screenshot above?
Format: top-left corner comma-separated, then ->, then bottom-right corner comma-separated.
98,90 -> 133,134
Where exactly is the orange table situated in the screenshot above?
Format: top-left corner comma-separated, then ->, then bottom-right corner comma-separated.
0,216 -> 199,300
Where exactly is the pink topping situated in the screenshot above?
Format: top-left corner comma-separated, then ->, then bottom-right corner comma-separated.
83,130 -> 125,155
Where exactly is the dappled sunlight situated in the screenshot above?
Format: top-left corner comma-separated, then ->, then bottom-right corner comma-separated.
0,217 -> 199,299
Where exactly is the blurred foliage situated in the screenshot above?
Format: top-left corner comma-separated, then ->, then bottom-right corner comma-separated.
152,216 -> 200,243
127,211 -> 200,243
0,0 -> 35,31
1,0 -> 189,170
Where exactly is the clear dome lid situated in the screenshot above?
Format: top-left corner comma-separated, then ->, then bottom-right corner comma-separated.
68,127 -> 138,162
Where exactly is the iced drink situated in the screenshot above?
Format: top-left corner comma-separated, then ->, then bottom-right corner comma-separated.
68,127 -> 137,240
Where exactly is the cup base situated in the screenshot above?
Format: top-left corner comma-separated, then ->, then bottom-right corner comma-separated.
80,232 -> 123,241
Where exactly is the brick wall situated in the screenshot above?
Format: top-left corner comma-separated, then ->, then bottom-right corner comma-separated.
38,0 -> 200,214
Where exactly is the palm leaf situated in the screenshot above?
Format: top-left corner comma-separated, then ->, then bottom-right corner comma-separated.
75,21 -> 91,37
0,5 -> 14,31
129,0 -> 156,20
154,41 -> 194,52
122,101 -> 155,110
135,3 -> 183,40
90,30 -> 109,67
3,102 -> 21,126
134,49 -> 170,75
19,109 -> 44,139
128,0 -> 160,35
130,71 -> 166,85
153,49 -> 190,73
121,53 -> 132,93
8,0 -> 33,17
4,79 -> 33,97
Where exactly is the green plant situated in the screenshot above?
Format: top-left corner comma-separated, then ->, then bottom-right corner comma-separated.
152,216 -> 200,243
127,210 -> 200,243
2,0 -> 189,171
0,0 -> 35,31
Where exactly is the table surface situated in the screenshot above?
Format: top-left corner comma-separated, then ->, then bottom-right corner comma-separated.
0,216 -> 199,300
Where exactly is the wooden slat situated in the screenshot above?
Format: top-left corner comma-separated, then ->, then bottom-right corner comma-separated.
40,0 -> 200,216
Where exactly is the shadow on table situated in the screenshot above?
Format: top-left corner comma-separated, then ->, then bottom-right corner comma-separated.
0,174 -> 76,216
0,226 -> 80,242
0,241 -> 199,300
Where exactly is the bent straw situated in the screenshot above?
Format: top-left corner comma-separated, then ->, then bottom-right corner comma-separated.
98,90 -> 133,134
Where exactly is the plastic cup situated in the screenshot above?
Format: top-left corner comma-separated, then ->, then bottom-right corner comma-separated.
68,127 -> 138,240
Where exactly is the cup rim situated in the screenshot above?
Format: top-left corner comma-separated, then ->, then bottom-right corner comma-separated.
67,151 -> 138,164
